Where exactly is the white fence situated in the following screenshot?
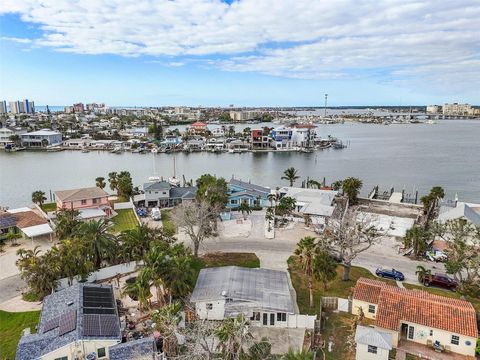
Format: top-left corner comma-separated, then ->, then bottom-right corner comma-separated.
113,201 -> 134,210
287,314 -> 317,329
56,261 -> 142,290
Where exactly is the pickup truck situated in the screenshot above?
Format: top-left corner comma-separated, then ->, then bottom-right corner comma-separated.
423,273 -> 457,291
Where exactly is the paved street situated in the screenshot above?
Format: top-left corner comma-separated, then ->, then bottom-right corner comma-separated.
0,274 -> 27,303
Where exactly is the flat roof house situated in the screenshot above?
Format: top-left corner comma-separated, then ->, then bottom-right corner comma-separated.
16,283 -> 156,360
352,278 -> 478,357
190,266 -> 316,329
54,187 -> 112,219
21,129 -> 62,148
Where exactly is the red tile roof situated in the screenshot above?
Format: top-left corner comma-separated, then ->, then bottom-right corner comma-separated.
191,122 -> 207,127
353,278 -> 478,338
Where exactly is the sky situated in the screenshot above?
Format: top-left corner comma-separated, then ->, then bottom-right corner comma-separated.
0,0 -> 479,107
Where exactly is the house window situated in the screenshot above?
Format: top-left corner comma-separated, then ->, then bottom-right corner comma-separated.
367,345 -> 378,354
93,198 -> 100,204
451,335 -> 460,345
97,348 -> 106,358
163,192 -> 167,195
81,199 -> 87,205
54,357 -> 68,360
368,305 -> 375,314
230,199 -> 237,204
429,330 -> 433,336
250,312 -> 260,321
276,313 -> 287,322
408,326 -> 414,340
206,303 -> 213,310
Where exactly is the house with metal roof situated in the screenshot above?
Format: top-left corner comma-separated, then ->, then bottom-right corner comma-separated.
16,283 -> 156,360
351,278 -> 478,357
227,178 -> 271,208
355,325 -> 393,360
438,201 -> 480,225
20,129 -> 62,148
190,266 -> 316,329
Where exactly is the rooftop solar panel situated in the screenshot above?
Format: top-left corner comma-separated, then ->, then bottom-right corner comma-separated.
43,316 -> 59,333
58,310 -> 77,336
0,213 -> 17,229
83,314 -> 102,336
83,286 -> 115,312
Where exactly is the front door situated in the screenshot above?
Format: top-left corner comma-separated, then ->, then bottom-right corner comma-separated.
270,313 -> 275,326
263,313 -> 268,325
401,323 -> 408,339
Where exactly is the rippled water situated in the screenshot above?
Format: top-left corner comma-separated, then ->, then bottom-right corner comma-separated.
1,120 -> 479,207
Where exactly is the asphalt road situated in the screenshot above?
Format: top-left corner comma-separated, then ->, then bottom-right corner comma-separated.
0,274 -> 27,303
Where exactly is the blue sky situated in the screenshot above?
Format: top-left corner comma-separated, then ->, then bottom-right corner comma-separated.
1,1 -> 479,107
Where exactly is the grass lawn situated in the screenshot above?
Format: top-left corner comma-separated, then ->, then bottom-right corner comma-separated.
191,252 -> 260,284
40,202 -> 56,212
321,311 -> 357,360
161,210 -> 176,236
0,310 -> 40,360
403,283 -> 480,312
110,209 -> 139,233
288,256 -> 396,315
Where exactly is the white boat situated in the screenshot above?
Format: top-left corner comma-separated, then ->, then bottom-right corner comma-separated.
110,147 -> 122,154
151,148 -> 158,154
425,119 -> 437,125
81,148 -> 90,153
168,157 -> 180,187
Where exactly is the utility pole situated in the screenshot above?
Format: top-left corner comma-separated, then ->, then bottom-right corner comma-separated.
324,93 -> 328,117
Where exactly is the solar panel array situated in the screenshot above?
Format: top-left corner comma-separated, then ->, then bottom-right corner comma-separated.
83,314 -> 120,337
58,310 -> 77,336
83,286 -> 116,314
43,316 -> 60,333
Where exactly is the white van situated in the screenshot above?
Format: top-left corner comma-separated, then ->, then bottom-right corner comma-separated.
151,207 -> 161,221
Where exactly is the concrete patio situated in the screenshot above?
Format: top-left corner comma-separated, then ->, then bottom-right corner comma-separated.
396,340 -> 474,360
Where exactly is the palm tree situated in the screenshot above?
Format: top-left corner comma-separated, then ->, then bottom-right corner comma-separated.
307,179 -> 321,189
108,171 -> 118,192
161,253 -> 195,300
415,265 -> 431,283
152,302 -> 182,357
267,193 -> 276,207
8,134 -> 21,146
341,177 -> 363,204
123,269 -> 152,313
313,251 -> 337,291
32,190 -> 47,207
54,209 -> 81,239
404,226 -> 429,257
215,315 -> 252,360
119,224 -> 154,262
76,219 -> 117,268
239,202 -> 252,220
282,167 -> 300,187
294,236 -> 318,308
331,180 -> 343,191
95,176 -> 106,189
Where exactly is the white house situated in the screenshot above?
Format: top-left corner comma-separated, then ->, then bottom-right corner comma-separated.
21,129 -> 62,148
355,325 -> 392,360
351,278 -> 478,357
16,283 -> 157,360
0,126 -> 27,147
190,266 -> 316,329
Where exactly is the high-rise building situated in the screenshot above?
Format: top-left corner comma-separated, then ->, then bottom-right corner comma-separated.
0,100 -> 7,114
73,103 -> 85,113
443,103 -> 472,116
8,99 -> 35,114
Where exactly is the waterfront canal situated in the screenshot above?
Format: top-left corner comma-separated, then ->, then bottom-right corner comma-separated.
1,120 -> 480,207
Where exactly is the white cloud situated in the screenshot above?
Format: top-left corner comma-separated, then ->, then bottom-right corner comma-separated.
1,0 -> 479,90
1,36 -> 32,44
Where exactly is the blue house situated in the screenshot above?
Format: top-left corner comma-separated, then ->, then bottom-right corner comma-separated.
227,178 -> 271,208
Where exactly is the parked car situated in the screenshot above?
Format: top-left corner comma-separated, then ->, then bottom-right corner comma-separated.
136,207 -> 147,217
425,250 -> 447,262
151,207 -> 161,221
375,267 -> 405,281
423,273 -> 457,291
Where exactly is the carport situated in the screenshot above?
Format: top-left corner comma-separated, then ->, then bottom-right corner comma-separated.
19,223 -> 54,244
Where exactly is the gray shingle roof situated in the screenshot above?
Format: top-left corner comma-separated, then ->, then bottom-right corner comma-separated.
355,325 -> 392,350
170,186 -> 197,199
191,266 -> 295,314
109,337 -> 156,359
16,283 -> 121,360
143,181 -> 171,191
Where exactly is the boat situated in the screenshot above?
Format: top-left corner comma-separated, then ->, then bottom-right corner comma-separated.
46,146 -> 63,152
151,148 -> 158,154
81,148 -> 90,153
168,157 -> 181,187
425,119 -> 437,125
110,147 -> 122,154
4,144 -> 26,152
332,140 -> 346,149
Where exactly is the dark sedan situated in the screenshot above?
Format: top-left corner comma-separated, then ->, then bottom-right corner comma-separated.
375,267 -> 405,281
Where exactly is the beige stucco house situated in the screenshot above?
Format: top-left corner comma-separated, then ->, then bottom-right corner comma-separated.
352,278 -> 478,357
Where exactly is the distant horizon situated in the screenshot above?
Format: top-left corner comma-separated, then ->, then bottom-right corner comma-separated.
1,1 -> 479,105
